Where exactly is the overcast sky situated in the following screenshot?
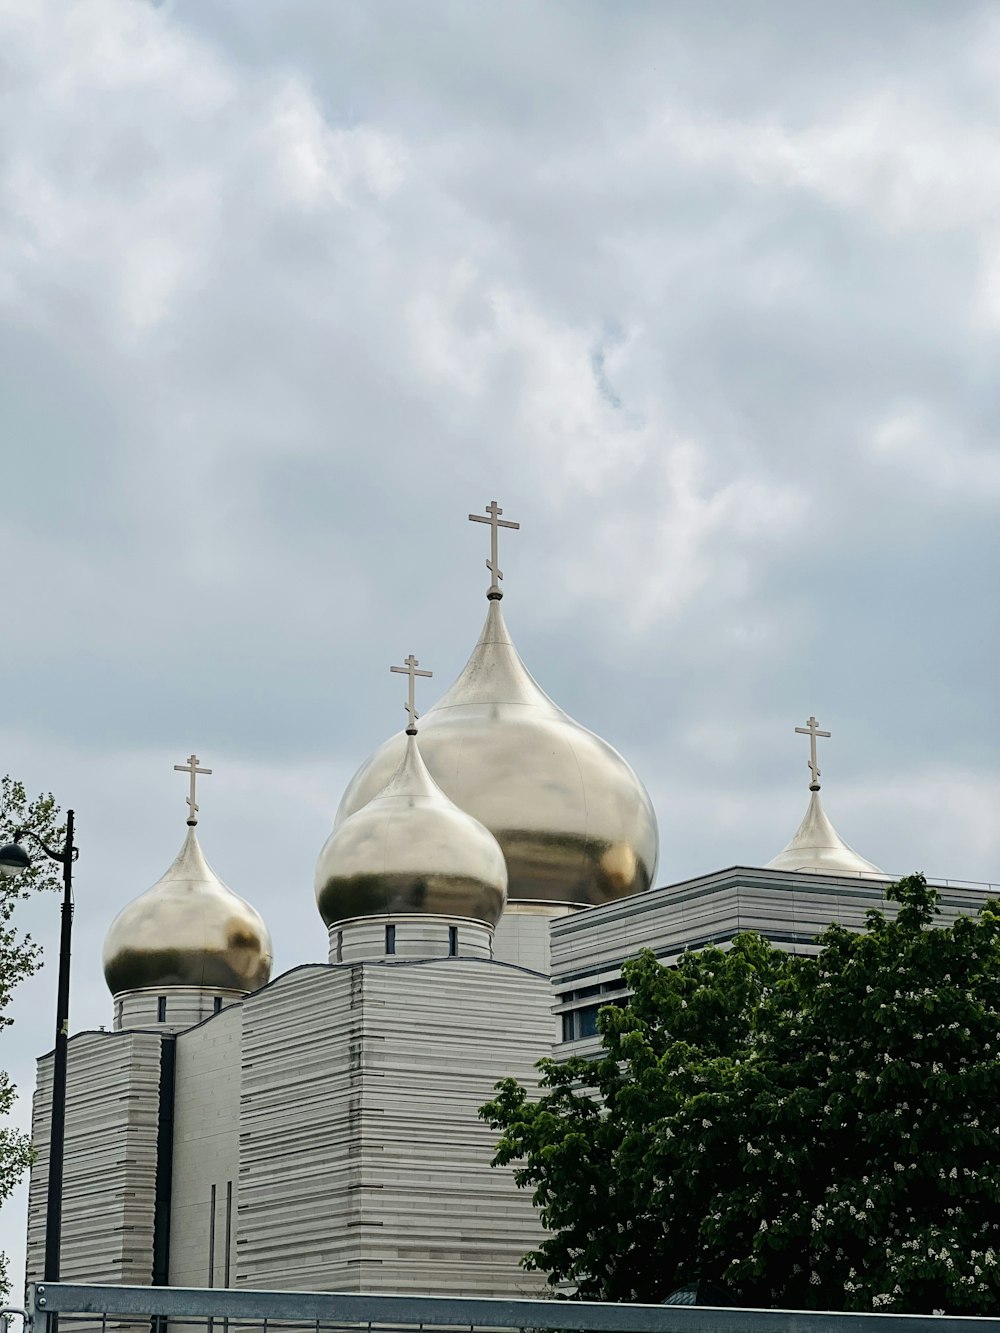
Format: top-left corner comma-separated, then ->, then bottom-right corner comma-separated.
4,0 -> 1000,1287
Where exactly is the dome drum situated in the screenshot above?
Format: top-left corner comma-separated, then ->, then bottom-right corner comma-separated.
330,914 -> 493,965
114,985 -> 246,1034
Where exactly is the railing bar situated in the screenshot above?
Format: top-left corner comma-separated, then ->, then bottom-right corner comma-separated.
28,1286 -> 1000,1333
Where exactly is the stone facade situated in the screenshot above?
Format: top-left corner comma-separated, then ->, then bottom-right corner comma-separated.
27,957 -> 552,1297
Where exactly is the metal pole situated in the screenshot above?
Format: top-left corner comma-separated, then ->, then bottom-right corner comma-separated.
43,809 -> 74,1283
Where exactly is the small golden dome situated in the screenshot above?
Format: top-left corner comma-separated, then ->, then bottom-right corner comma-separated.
316,732 -> 508,928
335,600 -> 659,908
766,789 -> 883,877
103,827 -> 273,996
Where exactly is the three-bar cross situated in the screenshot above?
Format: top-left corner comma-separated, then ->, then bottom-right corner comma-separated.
391,655 -> 433,734
795,716 -> 831,790
174,753 -> 212,826
468,500 -> 519,598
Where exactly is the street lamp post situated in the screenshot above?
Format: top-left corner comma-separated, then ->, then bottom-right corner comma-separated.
0,809 -> 77,1283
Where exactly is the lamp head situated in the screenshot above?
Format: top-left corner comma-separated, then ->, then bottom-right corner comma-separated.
0,840 -> 31,879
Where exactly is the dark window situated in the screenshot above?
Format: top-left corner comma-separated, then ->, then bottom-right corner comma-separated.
448,925 -> 458,956
157,995 -> 167,1023
385,923 -> 396,955
336,930 -> 343,963
561,999 -> 628,1043
562,977 -> 629,1005
578,1005 -> 600,1039
213,996 -> 223,1014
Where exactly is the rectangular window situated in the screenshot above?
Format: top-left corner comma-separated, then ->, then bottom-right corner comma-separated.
213,996 -> 223,1014
385,923 -> 396,955
336,930 -> 343,963
448,925 -> 458,956
157,995 -> 167,1023
561,1004 -> 604,1043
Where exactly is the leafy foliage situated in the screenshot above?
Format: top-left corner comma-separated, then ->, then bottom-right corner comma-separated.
481,875 -> 1000,1314
0,777 -> 63,1296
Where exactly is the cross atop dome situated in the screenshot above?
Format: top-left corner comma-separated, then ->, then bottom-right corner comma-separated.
795,715 -> 830,791
174,753 -> 212,826
390,655 -> 432,735
469,500 -> 519,600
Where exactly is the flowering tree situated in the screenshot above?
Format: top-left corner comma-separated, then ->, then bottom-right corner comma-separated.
481,874 -> 1000,1313
0,777 -> 63,1297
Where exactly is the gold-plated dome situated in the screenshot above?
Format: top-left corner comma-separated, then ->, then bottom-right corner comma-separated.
335,599 -> 659,908
103,826 -> 274,996
766,715 -> 882,878
766,788 -> 883,877
316,731 -> 507,927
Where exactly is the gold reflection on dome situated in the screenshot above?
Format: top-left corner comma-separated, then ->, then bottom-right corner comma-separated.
103,826 -> 273,996
335,599 -> 659,908
316,731 -> 507,928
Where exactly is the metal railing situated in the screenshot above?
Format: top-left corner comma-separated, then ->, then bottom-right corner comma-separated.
18,1283 -> 1000,1333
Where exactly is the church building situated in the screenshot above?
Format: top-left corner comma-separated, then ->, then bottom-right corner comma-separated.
25,502 -> 995,1298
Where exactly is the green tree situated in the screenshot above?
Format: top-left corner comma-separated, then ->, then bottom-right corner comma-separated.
481,875 -> 1000,1314
0,777 -> 63,1297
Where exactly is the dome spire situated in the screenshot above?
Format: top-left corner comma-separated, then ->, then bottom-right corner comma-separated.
468,499 -> 520,600
766,715 -> 882,877
390,654 -> 433,736
173,753 -> 212,827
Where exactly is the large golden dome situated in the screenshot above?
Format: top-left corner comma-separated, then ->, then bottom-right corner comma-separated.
335,599 -> 659,908
103,826 -> 273,996
316,730 -> 507,928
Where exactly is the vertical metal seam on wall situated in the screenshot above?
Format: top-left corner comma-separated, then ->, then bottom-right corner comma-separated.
224,1182 -> 233,1287
208,1184 -> 217,1288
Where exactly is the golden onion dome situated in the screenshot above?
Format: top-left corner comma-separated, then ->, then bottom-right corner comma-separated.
103,826 -> 274,996
335,599 -> 659,908
316,730 -> 507,927
766,788 -> 883,877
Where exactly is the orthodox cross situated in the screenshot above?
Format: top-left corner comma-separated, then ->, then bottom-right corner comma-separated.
795,716 -> 831,790
391,655 -> 433,734
468,500 -> 520,599
174,754 -> 212,825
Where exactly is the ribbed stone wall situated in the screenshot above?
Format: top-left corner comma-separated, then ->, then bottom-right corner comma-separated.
551,866 -> 1000,1055
550,866 -> 997,986
237,960 -> 552,1295
169,1005 -> 242,1287
27,1030 -> 163,1287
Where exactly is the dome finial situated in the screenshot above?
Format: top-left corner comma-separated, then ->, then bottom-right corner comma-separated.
173,753 -> 212,826
390,653 -> 433,736
795,714 -> 831,792
468,499 -> 520,600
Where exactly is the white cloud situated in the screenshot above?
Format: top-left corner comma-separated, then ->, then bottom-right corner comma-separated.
870,403 -> 1000,499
